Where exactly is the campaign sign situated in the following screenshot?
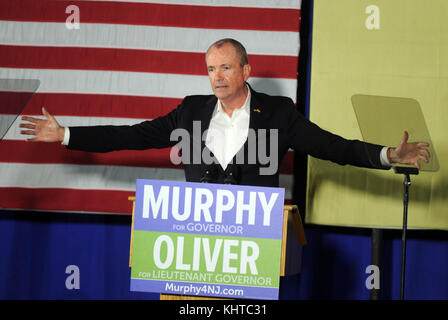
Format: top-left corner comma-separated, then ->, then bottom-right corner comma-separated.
130,179 -> 285,300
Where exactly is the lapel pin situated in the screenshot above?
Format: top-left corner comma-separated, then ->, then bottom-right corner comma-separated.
253,108 -> 261,113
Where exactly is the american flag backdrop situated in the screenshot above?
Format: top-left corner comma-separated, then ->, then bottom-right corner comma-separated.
0,0 -> 302,214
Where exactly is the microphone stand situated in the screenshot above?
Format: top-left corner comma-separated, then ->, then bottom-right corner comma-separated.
393,166 -> 419,300
224,164 -> 240,185
200,164 -> 218,183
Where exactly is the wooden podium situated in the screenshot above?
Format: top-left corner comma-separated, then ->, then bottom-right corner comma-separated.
128,197 -> 307,300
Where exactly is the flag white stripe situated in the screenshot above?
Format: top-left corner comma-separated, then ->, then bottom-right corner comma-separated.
0,114 -> 17,139
75,0 -> 302,10
0,163 -> 184,190
0,21 -> 300,56
0,68 -> 298,101
0,163 -> 293,198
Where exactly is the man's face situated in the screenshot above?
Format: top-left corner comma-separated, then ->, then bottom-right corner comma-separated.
206,43 -> 250,104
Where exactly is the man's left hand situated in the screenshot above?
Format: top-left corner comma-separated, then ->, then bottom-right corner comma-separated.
387,131 -> 430,169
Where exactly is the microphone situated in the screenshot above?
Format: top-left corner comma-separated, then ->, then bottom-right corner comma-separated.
224,164 -> 240,185
200,164 -> 218,183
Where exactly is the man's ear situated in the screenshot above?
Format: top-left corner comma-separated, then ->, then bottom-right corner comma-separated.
243,64 -> 251,81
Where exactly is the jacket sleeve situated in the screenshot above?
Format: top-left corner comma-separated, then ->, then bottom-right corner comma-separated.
67,102 -> 183,153
284,99 -> 389,169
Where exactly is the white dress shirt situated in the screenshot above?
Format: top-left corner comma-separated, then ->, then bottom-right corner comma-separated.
205,88 -> 251,170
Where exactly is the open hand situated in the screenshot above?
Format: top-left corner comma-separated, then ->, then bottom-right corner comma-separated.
387,131 -> 430,169
20,107 -> 65,143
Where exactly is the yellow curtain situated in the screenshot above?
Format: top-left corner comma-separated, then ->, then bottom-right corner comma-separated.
306,0 -> 448,229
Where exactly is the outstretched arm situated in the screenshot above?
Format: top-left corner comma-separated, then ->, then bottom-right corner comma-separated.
20,107 -> 65,143
386,131 -> 430,169
20,100 -> 182,153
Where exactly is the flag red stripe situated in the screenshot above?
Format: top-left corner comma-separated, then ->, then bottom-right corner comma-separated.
21,92 -> 299,120
0,140 -> 181,169
0,91 -> 35,114
22,93 -> 182,119
0,187 -> 135,214
0,140 -> 295,174
0,45 -> 298,79
0,0 -> 301,32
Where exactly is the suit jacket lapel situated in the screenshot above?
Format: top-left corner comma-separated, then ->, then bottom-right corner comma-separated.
249,86 -> 271,130
199,95 -> 217,132
197,95 -> 218,167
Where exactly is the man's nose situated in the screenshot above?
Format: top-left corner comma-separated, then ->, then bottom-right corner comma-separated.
214,69 -> 224,81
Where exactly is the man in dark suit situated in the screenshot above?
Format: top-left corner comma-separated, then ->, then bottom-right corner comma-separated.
20,38 -> 430,187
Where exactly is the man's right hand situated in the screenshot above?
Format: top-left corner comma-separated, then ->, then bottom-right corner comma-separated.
20,107 -> 65,143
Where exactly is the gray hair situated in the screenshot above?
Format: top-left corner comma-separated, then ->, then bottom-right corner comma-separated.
206,38 -> 249,66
